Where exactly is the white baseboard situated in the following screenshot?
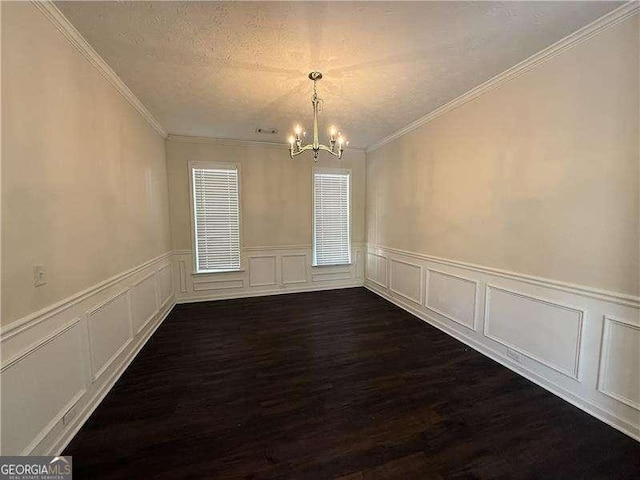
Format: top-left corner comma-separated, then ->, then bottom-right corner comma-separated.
364,244 -> 640,442
0,252 -> 175,455
1,246 -> 365,455
177,282 -> 363,304
173,245 -> 365,304
48,299 -> 174,455
5,243 -> 635,455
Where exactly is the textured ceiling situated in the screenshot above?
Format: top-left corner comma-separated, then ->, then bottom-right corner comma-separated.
56,1 -> 622,149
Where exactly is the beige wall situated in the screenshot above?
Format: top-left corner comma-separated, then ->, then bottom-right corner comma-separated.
166,138 -> 366,252
1,3 -> 172,324
366,15 -> 639,296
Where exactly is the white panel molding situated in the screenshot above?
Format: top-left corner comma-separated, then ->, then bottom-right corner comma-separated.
484,285 -> 585,380
192,277 -> 245,291
365,251 -> 388,289
178,260 -> 188,293
372,245 -> 639,309
175,246 -> 364,302
49,300 -> 174,457
389,258 -> 423,305
1,317 -> 81,373
425,269 -> 479,331
1,253 -> 176,456
1,251 -> 173,341
86,289 -> 133,382
21,389 -> 86,457
1,319 -> 86,455
365,2 -> 640,153
248,255 -> 278,287
365,281 -> 640,442
157,263 -> 173,309
281,254 -> 309,285
364,244 -> 640,441
598,315 -> 640,411
31,1 -> 167,138
312,270 -> 352,283
355,250 -> 363,280
130,272 -> 159,335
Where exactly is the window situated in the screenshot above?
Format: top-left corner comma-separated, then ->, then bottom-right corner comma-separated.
313,169 -> 351,266
190,163 -> 241,273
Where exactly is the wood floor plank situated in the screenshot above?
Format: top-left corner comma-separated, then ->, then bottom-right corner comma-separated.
64,288 -> 640,479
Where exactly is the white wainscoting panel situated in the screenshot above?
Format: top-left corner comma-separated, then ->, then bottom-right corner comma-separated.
157,264 -> 173,307
484,286 -> 584,379
364,245 -> 640,441
178,260 -> 188,293
389,258 -> 422,304
249,256 -> 277,287
0,252 -> 175,456
87,290 -> 133,381
192,276 -> 244,292
174,245 -> 364,303
598,316 -> 640,410
312,265 -> 352,283
355,250 -> 363,280
1,320 -> 86,455
131,273 -> 158,334
282,254 -> 308,285
366,252 -> 388,288
426,269 -> 478,330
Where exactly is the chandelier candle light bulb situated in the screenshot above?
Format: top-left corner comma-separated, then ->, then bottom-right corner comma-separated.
288,72 -> 347,160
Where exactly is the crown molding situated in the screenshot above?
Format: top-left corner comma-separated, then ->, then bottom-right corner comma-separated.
365,1 -> 639,154
31,0 -> 168,139
167,134 -> 366,152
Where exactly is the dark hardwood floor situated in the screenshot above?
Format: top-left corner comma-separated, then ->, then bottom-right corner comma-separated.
65,287 -> 640,479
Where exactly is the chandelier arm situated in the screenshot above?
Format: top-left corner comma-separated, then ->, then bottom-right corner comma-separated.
290,144 -> 315,158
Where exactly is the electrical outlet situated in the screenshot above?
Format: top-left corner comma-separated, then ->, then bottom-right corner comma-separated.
507,348 -> 522,363
34,265 -> 46,287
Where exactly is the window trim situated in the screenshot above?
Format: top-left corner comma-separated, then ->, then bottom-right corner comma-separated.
312,167 -> 352,267
188,160 -> 243,274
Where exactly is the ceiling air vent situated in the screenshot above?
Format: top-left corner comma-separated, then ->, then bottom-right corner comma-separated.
255,128 -> 278,135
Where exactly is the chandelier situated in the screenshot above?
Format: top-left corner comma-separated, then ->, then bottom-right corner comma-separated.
288,72 -> 348,160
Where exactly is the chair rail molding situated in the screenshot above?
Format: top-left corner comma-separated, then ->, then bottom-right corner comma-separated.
0,252 -> 175,456
371,245 -> 639,308
364,243 -> 640,442
173,245 -> 365,304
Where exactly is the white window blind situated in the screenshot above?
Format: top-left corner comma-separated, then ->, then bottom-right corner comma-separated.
313,171 -> 351,266
192,166 -> 240,272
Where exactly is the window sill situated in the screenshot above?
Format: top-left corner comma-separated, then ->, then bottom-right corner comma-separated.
193,269 -> 245,275
311,263 -> 353,268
